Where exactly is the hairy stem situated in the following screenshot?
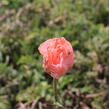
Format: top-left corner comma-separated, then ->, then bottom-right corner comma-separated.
53,78 -> 58,102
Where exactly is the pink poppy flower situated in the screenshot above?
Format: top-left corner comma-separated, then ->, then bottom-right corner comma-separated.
38,37 -> 74,79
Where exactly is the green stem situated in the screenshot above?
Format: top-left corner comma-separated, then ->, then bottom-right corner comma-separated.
53,78 -> 58,102
49,0 -> 54,7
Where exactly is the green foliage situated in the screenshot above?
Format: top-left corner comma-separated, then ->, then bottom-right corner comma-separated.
0,0 -> 109,108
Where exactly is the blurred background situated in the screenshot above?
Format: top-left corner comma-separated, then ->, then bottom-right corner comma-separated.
0,0 -> 109,109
